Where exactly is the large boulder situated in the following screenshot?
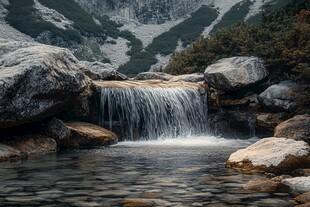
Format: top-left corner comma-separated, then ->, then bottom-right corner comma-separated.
63,122 -> 117,149
275,115 -> 310,144
80,61 -> 128,81
134,72 -> 174,81
0,39 -> 89,128
204,56 -> 268,91
258,81 -> 300,112
226,137 -> 310,174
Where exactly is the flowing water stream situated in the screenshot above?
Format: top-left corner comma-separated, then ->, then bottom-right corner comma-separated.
0,87 -> 297,206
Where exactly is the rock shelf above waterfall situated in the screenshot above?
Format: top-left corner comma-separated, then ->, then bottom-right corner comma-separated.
93,80 -> 206,94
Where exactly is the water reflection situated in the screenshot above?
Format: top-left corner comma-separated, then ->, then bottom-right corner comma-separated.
0,137 -> 295,206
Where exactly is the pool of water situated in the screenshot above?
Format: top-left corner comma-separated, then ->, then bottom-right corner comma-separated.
0,136 -> 296,207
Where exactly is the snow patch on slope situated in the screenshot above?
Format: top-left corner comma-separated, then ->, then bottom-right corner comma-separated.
116,17 -> 183,48
100,37 -> 131,68
202,0 -> 242,37
245,0 -> 273,21
33,0 -> 73,30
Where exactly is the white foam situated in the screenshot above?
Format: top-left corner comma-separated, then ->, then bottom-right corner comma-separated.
116,136 -> 258,147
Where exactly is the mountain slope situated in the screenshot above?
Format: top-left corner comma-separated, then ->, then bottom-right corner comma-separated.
1,0 -> 291,75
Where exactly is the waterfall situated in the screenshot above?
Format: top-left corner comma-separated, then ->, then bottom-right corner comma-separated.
100,87 -> 208,141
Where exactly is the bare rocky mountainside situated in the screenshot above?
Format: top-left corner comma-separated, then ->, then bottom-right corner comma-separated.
0,0 -> 290,75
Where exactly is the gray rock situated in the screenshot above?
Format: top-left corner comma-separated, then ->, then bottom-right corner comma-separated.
258,81 -> 300,112
169,73 -> 204,82
80,61 -> 128,81
134,72 -> 173,81
5,135 -> 57,156
44,118 -> 70,140
204,56 -> 268,91
226,137 -> 310,174
0,39 -> 89,128
256,113 -> 289,130
274,114 -> 310,144
0,144 -> 21,160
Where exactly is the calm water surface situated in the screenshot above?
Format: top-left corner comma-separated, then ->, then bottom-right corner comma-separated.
0,136 -> 296,207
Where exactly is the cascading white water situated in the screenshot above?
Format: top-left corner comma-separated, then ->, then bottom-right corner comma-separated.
100,87 -> 208,140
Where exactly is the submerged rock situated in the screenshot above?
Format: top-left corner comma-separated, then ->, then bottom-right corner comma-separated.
295,192 -> 310,204
275,114 -> 310,144
0,39 -> 88,128
204,56 -> 268,91
0,144 -> 21,160
258,81 -> 300,112
282,177 -> 310,193
64,122 -> 117,148
80,61 -> 128,81
243,179 -> 289,193
134,72 -> 174,81
226,137 -> 310,174
122,198 -> 155,207
5,135 -> 57,157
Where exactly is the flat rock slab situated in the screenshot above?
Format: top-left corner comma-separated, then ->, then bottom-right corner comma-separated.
93,80 -> 206,93
65,122 -> 117,148
226,137 -> 310,174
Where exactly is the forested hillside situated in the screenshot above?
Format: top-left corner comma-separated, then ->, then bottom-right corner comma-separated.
166,0 -> 310,88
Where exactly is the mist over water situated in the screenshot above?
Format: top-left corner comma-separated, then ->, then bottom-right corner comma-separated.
117,135 -> 259,147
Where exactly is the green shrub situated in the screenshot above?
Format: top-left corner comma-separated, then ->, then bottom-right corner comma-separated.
6,0 -> 82,43
165,0 -> 310,87
120,6 -> 218,75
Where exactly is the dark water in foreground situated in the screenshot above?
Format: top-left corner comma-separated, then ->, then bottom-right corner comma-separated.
0,137 -> 295,207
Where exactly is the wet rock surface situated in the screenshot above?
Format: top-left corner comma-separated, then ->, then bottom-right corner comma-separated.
64,122 -> 117,149
295,192 -> 310,204
275,114 -> 310,144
